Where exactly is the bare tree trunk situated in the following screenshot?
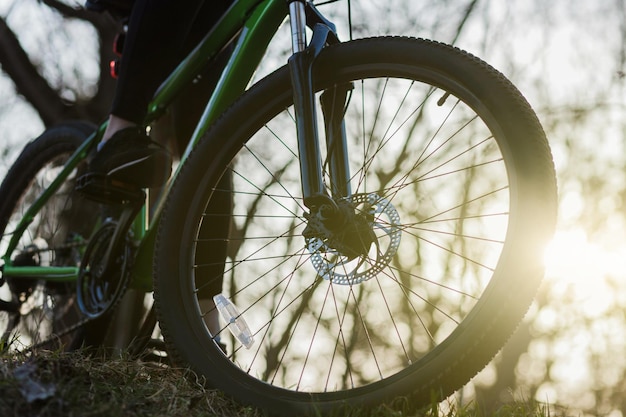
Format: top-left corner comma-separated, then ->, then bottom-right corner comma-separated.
0,3 -> 118,126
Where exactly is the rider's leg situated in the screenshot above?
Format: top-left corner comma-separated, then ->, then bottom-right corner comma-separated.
108,0 -> 207,133
101,115 -> 135,144
91,0 -> 206,188
195,173 -> 233,351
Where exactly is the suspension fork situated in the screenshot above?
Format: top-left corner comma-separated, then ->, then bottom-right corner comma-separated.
320,83 -> 353,199
287,0 -> 351,209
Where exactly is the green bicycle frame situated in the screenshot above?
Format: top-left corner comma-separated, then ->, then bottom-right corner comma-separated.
1,0 -> 290,291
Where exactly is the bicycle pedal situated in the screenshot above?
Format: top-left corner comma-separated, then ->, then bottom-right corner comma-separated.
76,173 -> 145,205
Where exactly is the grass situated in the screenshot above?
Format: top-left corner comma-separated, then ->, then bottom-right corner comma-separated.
0,349 -> 261,417
0,349 -> 563,417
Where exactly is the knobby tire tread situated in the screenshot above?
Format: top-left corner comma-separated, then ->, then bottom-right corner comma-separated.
153,37 -> 557,416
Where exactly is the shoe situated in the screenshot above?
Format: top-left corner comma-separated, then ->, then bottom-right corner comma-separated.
86,127 -> 172,189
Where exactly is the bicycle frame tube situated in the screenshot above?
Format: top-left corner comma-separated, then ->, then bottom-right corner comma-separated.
1,267 -> 77,282
130,0 -> 289,290
1,0 -> 346,293
145,0 -> 287,133
1,0 -> 287,290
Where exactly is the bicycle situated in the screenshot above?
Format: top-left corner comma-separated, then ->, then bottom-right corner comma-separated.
0,0 -> 557,415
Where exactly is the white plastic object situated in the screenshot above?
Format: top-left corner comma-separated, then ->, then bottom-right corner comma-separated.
212,294 -> 254,349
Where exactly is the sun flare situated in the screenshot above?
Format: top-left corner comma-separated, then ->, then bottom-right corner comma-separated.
542,227 -> 626,320
544,228 -> 626,284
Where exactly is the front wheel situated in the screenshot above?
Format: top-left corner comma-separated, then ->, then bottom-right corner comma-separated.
154,37 -> 557,415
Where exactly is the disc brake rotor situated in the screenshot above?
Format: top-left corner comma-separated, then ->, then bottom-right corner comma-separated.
307,193 -> 401,285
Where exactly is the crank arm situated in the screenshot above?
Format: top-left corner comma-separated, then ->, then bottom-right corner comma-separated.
98,196 -> 144,276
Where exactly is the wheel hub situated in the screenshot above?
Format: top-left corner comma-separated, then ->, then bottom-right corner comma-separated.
304,193 -> 401,285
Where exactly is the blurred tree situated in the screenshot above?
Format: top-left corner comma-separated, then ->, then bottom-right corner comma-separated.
0,0 -> 117,132
454,1 -> 626,415
1,0 -> 626,415
0,0 -> 138,350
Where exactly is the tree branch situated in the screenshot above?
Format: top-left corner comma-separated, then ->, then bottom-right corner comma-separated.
0,17 -> 71,125
451,0 -> 480,45
41,0 -> 121,121
0,3 -> 119,126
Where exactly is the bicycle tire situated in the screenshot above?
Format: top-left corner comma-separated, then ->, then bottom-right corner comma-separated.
154,37 -> 557,415
0,122 -> 110,352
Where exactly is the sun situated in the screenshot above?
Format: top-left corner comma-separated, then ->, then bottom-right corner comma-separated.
542,227 -> 626,316
544,228 -> 624,282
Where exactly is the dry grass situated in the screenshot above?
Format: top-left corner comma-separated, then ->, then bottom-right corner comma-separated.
0,349 -> 261,417
0,349 -> 563,417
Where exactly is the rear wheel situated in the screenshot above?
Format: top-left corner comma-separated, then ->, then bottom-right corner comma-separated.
0,123 -> 109,352
154,38 -> 557,415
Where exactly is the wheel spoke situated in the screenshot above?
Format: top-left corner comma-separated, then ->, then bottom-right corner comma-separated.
201,74 -> 510,391
155,39 -> 555,414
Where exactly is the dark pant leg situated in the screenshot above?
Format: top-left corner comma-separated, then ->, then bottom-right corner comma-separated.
110,0 -> 206,122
